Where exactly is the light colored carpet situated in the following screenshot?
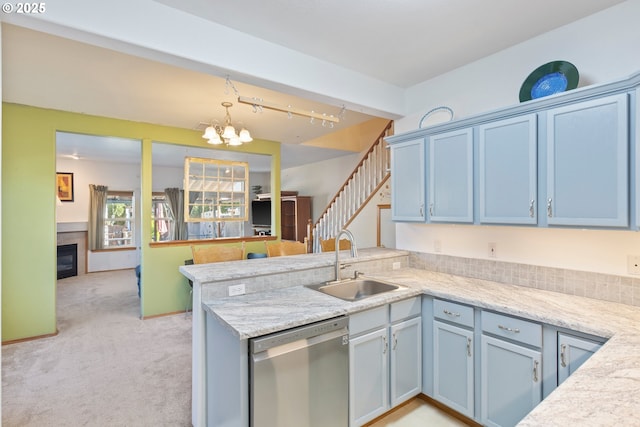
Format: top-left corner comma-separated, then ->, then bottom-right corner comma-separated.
2,269 -> 192,426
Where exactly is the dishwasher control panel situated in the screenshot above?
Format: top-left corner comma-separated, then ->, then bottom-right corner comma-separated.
250,316 -> 349,353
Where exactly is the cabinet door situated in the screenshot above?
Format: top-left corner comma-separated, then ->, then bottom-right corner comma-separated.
390,317 -> 422,407
546,93 -> 628,227
481,335 -> 542,427
280,199 -> 296,240
390,139 -> 426,222
558,333 -> 602,385
428,128 -> 473,222
479,114 -> 537,224
433,321 -> 474,418
349,328 -> 389,426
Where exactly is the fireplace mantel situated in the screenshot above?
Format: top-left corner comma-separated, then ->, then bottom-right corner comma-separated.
57,222 -> 88,233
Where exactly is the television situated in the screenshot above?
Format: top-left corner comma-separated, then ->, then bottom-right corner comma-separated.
251,200 -> 271,227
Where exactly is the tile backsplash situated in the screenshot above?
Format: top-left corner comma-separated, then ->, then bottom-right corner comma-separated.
409,252 -> 640,307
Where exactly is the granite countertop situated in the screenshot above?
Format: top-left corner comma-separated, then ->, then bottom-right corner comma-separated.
203,267 -> 640,426
180,247 -> 405,284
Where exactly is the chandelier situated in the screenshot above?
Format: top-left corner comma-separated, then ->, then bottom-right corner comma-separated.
202,102 -> 252,146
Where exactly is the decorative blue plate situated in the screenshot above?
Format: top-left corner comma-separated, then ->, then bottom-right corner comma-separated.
519,61 -> 579,102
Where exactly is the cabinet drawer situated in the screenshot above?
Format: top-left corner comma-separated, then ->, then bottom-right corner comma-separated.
482,311 -> 541,347
350,305 -> 388,336
433,299 -> 474,328
390,297 -> 421,323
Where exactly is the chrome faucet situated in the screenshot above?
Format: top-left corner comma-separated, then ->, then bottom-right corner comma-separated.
334,229 -> 358,282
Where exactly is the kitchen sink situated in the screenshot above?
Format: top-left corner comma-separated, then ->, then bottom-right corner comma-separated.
306,278 -> 404,302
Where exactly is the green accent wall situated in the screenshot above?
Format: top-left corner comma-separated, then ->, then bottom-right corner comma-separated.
2,103 -> 281,341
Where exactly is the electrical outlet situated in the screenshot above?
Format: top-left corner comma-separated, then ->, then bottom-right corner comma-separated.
392,262 -> 401,270
434,240 -> 442,253
228,284 -> 246,296
488,242 -> 497,258
627,255 -> 640,275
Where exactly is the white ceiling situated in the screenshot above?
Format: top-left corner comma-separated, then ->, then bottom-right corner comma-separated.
155,0 -> 624,87
2,1 -> 625,167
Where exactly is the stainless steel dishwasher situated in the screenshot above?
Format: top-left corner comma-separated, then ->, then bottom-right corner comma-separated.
250,316 -> 349,427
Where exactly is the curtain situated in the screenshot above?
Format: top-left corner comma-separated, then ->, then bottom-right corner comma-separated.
165,187 -> 187,240
88,184 -> 108,250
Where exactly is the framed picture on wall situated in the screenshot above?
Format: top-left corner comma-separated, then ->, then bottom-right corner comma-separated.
56,172 -> 74,202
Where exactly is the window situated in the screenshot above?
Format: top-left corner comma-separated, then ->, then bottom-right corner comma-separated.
184,157 -> 249,223
104,191 -> 135,248
151,193 -> 173,242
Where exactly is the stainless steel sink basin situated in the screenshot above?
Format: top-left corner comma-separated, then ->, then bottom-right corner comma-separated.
306,278 -> 403,302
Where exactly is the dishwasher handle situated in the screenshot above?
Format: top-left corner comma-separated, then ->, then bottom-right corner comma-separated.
251,316 -> 349,353
252,328 -> 348,363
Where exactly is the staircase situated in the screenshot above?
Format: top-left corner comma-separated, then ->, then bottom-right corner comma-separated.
311,121 -> 393,253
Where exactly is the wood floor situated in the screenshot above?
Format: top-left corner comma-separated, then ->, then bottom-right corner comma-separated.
368,398 -> 470,427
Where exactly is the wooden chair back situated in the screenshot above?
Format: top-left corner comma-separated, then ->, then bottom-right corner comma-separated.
191,242 -> 245,264
264,239 -> 307,257
319,238 -> 352,252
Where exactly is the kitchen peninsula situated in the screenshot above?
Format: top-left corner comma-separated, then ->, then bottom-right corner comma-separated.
180,248 -> 640,426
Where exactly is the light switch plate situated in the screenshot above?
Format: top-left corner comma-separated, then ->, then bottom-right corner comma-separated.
488,242 -> 497,258
228,284 -> 246,296
627,256 -> 640,275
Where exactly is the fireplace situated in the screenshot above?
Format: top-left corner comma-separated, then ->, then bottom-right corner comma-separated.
57,243 -> 78,279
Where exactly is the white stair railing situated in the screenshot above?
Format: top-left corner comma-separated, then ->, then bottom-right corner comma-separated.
312,121 -> 393,253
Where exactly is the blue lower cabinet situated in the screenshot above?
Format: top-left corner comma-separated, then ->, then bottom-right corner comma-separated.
480,335 -> 542,427
433,320 -> 474,418
557,333 -> 602,385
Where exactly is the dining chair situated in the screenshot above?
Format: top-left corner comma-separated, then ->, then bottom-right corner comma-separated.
264,239 -> 307,257
191,242 -> 245,264
319,238 -> 352,252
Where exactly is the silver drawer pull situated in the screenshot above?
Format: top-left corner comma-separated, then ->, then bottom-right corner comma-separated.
533,360 -> 539,382
498,324 -> 520,333
547,198 -> 553,217
443,309 -> 461,317
382,336 -> 387,354
467,337 -> 472,357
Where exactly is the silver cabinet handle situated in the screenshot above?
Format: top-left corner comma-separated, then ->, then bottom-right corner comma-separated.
498,324 -> 520,333
467,337 -> 472,357
382,335 -> 387,354
560,344 -> 567,368
419,204 -> 424,216
529,199 -> 535,218
443,309 -> 461,317
547,198 -> 553,217
393,332 -> 398,350
533,360 -> 539,382
429,203 -> 434,216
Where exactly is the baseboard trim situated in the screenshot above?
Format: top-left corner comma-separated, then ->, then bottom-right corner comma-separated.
141,310 -> 187,320
2,330 -> 59,346
417,394 -> 482,426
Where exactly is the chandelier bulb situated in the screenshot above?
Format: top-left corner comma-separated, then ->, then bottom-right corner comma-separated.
239,128 -> 253,143
207,133 -> 223,145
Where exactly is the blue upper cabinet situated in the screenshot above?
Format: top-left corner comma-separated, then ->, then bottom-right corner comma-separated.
545,94 -> 629,227
478,114 -> 538,225
390,138 -> 426,222
387,70 -> 640,229
428,129 -> 473,223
